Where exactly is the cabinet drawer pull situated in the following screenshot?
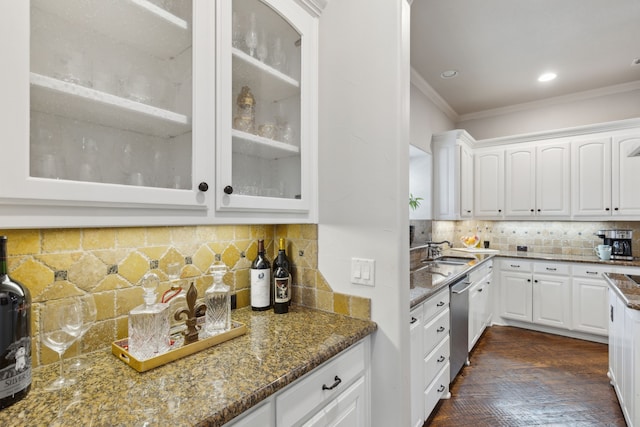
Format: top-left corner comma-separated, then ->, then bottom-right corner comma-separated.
545,267 -> 557,271
436,301 -> 445,307
223,185 -> 234,194
437,356 -> 445,363
586,271 -> 598,275
478,288 -> 483,292
510,264 -> 520,268
410,317 -> 418,324
322,376 -> 342,391
437,385 -> 446,393
436,326 -> 445,333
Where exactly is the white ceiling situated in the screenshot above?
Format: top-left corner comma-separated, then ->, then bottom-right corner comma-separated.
410,0 -> 640,118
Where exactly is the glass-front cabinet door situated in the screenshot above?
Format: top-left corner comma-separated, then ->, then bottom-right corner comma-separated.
216,0 -> 318,215
0,1 -> 214,224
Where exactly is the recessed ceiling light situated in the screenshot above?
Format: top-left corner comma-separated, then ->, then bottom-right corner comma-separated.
440,70 -> 458,79
538,72 -> 557,82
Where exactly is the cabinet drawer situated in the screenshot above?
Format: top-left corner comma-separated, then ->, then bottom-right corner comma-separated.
573,264 -> 614,278
424,362 -> 450,419
423,308 -> 450,356
469,261 -> 492,283
424,336 -> 450,386
533,262 -> 570,275
501,260 -> 532,272
276,341 -> 365,427
424,287 -> 449,323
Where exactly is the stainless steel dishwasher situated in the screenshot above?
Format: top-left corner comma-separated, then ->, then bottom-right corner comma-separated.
450,275 -> 472,382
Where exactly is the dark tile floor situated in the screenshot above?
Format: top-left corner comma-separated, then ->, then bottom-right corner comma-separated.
426,326 -> 626,426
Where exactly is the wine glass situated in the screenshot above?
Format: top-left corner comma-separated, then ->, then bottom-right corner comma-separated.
67,294 -> 97,371
40,298 -> 83,390
245,13 -> 258,57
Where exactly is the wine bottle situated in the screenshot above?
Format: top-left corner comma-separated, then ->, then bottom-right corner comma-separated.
250,239 -> 271,311
0,236 -> 32,409
273,238 -> 291,314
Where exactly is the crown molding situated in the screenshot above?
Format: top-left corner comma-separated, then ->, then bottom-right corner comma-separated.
476,117 -> 640,146
459,80 -> 640,122
294,0 -> 328,17
410,67 -> 459,122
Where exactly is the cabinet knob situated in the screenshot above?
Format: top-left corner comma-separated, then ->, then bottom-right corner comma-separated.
527,279 -> 531,282
537,209 -> 541,212
606,208 -> 610,211
410,317 -> 418,324
224,185 -> 234,195
530,209 -> 534,212
198,182 -> 209,192
498,209 -> 502,213
614,207 -> 619,211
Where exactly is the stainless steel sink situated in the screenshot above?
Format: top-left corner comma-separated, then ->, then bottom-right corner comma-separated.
421,256 -> 475,266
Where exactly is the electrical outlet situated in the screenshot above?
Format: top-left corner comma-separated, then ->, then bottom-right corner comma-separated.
351,258 -> 375,286
517,245 -> 528,252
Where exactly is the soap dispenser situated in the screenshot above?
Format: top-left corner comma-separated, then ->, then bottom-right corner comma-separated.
128,272 -> 171,360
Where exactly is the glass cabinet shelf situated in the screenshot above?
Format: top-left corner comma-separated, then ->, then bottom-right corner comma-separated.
32,0 -> 190,60
232,129 -> 299,159
31,73 -> 191,139
232,48 -> 299,99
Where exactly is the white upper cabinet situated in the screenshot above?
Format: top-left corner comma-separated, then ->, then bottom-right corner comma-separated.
0,0 -> 214,227
612,133 -> 640,217
572,137 -> 612,217
432,130 -> 473,220
535,142 -> 571,217
505,146 -> 535,217
215,0 -> 318,219
0,0 -> 320,227
504,142 -> 570,218
474,148 -> 504,219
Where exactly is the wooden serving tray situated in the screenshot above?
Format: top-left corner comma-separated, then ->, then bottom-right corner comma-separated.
112,321 -> 247,372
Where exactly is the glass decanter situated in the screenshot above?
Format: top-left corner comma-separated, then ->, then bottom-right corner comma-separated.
128,273 -> 171,360
204,261 -> 230,336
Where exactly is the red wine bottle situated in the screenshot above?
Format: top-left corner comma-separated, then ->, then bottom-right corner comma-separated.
273,238 -> 291,313
250,240 -> 271,311
0,236 -> 32,409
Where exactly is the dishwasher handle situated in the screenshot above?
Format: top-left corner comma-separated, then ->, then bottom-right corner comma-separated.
451,278 -> 473,294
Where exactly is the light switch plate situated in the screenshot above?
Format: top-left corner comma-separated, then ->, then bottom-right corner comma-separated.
351,258 -> 375,286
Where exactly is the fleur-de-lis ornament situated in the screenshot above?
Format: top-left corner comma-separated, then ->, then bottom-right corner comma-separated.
175,282 -> 206,344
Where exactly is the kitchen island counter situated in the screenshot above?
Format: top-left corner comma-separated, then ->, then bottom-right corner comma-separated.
604,273 -> 640,311
0,306 -> 376,426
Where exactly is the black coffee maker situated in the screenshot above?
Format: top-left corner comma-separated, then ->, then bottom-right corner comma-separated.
596,230 -> 633,260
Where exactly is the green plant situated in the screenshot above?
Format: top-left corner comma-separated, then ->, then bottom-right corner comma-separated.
409,193 -> 423,211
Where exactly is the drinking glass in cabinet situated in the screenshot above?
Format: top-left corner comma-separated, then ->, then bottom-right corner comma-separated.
245,12 -> 259,57
29,0 -> 194,191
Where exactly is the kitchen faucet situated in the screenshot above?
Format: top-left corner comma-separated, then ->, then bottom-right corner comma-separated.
424,240 -> 452,260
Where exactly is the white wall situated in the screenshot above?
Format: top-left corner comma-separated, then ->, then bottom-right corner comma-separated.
317,0 -> 411,426
457,86 -> 640,140
410,82 -> 455,153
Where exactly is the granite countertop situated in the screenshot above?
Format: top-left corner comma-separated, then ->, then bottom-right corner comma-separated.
410,253 -> 495,308
0,306 -> 377,427
604,273 -> 640,310
410,249 -> 640,308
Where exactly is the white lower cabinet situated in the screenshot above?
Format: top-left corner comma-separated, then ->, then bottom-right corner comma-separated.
609,287 -> 640,427
224,337 -> 370,427
410,287 -> 450,426
572,264 -> 614,336
497,258 -> 614,341
227,400 -> 276,427
468,261 -> 493,351
410,304 -> 424,427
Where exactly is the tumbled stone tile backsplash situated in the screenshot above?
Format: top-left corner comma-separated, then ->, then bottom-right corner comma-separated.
1,224 -> 370,367
433,220 -> 640,256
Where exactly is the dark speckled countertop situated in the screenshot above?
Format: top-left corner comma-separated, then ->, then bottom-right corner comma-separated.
604,273 -> 640,310
0,306 -> 376,427
410,249 -> 640,308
